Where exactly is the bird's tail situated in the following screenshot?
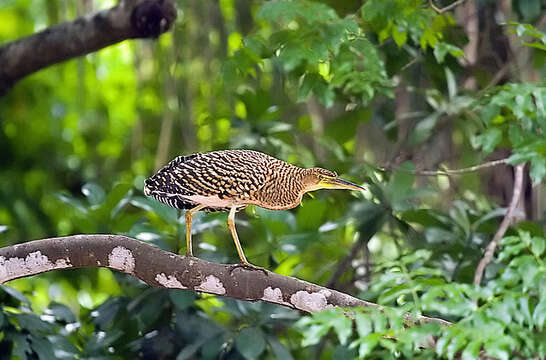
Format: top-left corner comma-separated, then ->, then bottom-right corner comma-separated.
143,155 -> 201,210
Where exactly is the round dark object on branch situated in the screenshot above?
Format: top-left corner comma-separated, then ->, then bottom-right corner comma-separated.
131,0 -> 177,38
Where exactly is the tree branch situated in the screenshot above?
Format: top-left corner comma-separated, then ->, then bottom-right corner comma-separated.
429,0 -> 467,14
380,158 -> 510,176
0,0 -> 176,95
473,163 -> 525,285
0,234 -> 450,326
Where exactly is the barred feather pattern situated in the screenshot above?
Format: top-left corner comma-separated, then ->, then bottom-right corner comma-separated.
144,150 -> 315,212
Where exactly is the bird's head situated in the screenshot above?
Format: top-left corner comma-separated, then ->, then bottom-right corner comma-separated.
302,167 -> 365,193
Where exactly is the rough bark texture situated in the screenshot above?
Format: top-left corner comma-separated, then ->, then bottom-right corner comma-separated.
0,234 -> 450,326
0,0 -> 176,95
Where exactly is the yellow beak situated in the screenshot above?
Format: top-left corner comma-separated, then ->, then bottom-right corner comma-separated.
319,178 -> 365,191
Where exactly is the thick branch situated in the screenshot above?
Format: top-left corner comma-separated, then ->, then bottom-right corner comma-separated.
473,163 -> 525,285
0,0 -> 176,95
0,234 -> 450,326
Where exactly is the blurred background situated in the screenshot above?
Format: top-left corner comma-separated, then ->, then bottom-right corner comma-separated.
0,0 -> 545,358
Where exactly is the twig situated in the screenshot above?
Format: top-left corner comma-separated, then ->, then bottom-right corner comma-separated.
379,158 -> 510,176
0,234 -> 451,326
400,57 -> 420,72
429,0 -> 467,14
473,163 -> 525,285
482,61 -> 511,92
326,237 -> 365,289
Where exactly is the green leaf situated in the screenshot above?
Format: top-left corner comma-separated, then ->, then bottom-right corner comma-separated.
517,0 -> 541,21
131,196 -> 177,223
81,182 -> 106,206
508,124 -> 525,147
279,45 -> 310,72
11,333 -> 31,360
267,336 -> 294,360
529,157 -> 546,184
169,290 -> 196,310
16,313 -> 56,333
355,312 -> 373,338
235,327 -> 266,360
533,298 -> 546,330
177,339 -> 207,360
30,335 -> 57,360
330,312 -> 352,345
508,151 -> 538,164
47,335 -> 80,358
519,296 -> 534,326
358,333 -> 381,358
100,183 -> 133,218
392,25 -> 407,47
314,81 -> 336,107
389,162 -> 416,210
1,285 -> 32,307
371,311 -> 387,332
298,73 -> 321,101
498,242 -> 526,262
484,339 -> 510,360
297,199 -> 327,231
91,297 -> 123,328
434,43 -> 464,63
47,302 -> 76,323
531,236 -> 546,257
409,113 -> 440,144
401,209 -> 450,228
57,193 -> 88,214
257,1 -> 338,25
445,67 -> 457,99
83,329 -> 124,354
477,128 -> 502,154
461,340 -> 482,360
201,334 -> 227,359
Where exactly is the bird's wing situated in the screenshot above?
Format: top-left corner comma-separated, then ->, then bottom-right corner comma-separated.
145,150 -> 271,210
171,150 -> 270,199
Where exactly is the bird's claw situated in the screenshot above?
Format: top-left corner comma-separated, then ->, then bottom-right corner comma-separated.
229,262 -> 268,275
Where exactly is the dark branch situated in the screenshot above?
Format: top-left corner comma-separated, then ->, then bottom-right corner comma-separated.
473,163 -> 525,285
0,0 -> 176,95
0,234 -> 450,326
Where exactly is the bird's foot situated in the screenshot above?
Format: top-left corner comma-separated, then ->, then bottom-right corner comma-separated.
229,262 -> 269,275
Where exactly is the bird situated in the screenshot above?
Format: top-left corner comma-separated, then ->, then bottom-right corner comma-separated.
144,149 -> 364,269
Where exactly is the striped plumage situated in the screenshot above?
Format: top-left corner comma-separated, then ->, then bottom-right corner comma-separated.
144,149 -> 364,268
145,150 -> 334,211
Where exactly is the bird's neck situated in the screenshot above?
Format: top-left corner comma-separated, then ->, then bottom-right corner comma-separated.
255,162 -> 307,210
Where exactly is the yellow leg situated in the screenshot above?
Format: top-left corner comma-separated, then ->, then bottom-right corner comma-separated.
185,204 -> 205,256
227,205 -> 264,271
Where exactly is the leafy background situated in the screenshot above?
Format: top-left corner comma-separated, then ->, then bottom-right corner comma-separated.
0,0 -> 545,358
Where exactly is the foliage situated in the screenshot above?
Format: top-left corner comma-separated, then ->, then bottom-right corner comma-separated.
297,232 -> 546,358
472,83 -> 546,183
225,0 -> 393,106
0,0 -> 545,359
